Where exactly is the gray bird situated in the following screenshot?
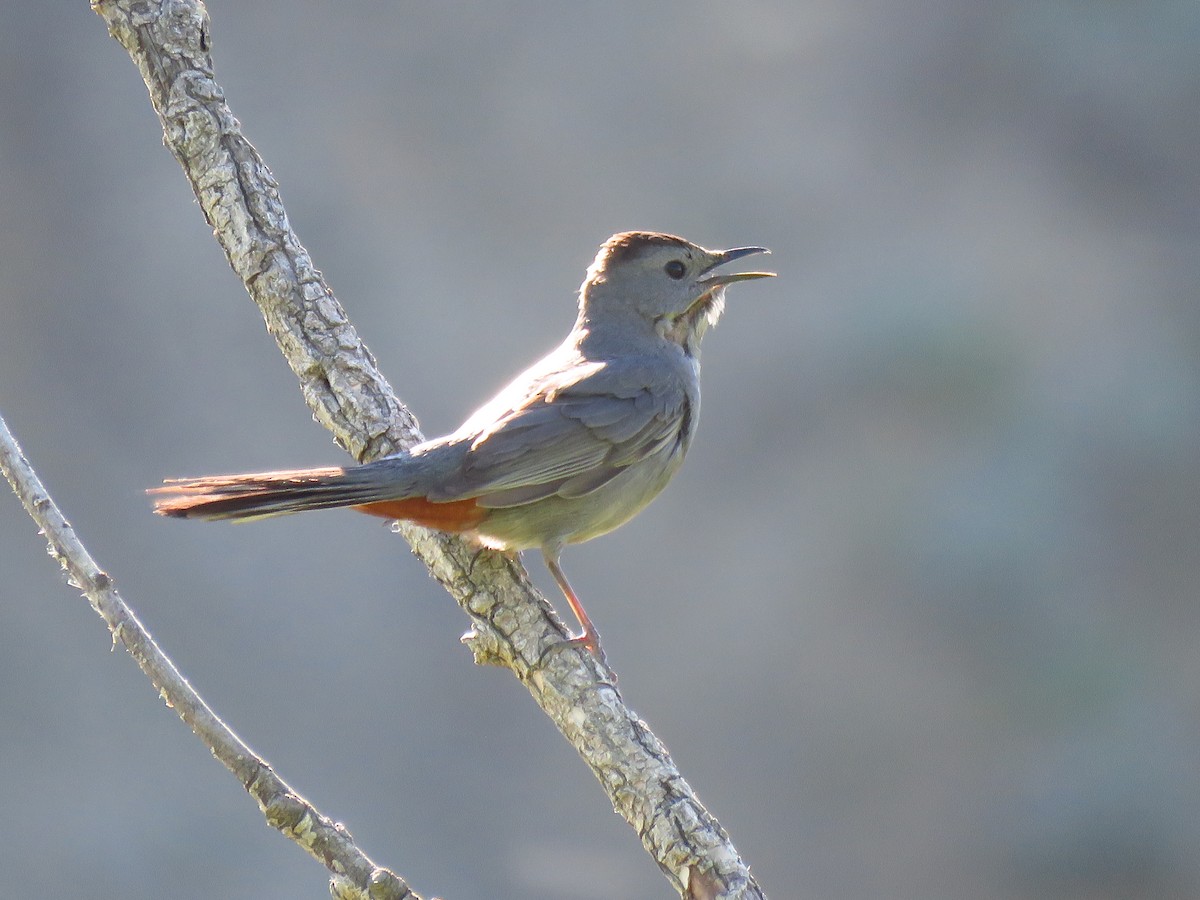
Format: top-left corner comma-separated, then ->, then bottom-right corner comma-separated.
151,231 -> 774,658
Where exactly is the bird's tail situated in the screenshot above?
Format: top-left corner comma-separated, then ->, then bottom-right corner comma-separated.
149,460 -> 423,522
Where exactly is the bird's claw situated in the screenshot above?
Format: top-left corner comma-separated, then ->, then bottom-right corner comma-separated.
541,628 -> 617,684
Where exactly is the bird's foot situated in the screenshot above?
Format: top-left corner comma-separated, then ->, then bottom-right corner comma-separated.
544,627 -> 617,684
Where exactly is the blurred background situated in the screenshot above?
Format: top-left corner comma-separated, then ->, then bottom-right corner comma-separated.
2,2 -> 1197,898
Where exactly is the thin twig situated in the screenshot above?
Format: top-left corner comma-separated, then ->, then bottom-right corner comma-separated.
0,411 -> 418,900
82,1 -> 765,896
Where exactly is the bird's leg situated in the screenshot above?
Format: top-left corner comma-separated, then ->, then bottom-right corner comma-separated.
542,549 -> 608,667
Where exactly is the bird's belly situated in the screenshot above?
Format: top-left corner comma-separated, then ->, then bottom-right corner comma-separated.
471,452 -> 684,551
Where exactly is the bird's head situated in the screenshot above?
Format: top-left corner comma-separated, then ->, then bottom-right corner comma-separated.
578,231 -> 774,352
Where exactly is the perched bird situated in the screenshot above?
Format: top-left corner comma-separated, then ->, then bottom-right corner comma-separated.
151,231 -> 774,658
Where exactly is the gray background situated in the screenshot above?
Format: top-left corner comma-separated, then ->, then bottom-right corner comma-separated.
2,2 -> 1198,898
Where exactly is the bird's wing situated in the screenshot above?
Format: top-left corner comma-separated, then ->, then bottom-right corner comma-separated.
427,357 -> 689,507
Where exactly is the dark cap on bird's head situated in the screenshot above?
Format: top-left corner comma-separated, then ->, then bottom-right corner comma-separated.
601,231 -> 696,265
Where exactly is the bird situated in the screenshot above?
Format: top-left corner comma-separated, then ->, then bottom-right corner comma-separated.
150,231 -> 774,660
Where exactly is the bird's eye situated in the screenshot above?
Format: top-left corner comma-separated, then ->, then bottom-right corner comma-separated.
664,259 -> 687,280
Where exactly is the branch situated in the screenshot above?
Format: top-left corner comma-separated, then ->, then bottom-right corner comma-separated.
0,412 -> 417,900
89,1 -> 765,896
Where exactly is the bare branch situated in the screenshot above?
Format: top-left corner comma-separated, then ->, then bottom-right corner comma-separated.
86,0 -> 765,896
0,412 -> 418,900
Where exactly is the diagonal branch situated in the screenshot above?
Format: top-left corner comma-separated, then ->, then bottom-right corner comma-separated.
89,1 -> 765,897
0,412 -> 418,900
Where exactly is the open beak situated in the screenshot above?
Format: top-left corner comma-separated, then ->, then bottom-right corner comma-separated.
697,246 -> 776,288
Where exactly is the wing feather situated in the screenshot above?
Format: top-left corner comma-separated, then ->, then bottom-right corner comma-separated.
431,358 -> 689,507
